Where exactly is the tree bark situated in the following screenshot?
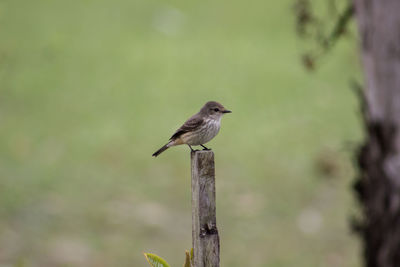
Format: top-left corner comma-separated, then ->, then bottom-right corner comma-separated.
353,0 -> 400,266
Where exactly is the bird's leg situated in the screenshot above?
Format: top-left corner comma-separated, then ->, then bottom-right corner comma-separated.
200,144 -> 210,150
188,144 -> 195,152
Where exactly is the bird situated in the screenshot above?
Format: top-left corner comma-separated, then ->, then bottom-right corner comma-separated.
152,101 -> 231,157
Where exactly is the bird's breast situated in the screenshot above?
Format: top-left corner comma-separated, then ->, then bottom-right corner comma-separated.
184,118 -> 221,145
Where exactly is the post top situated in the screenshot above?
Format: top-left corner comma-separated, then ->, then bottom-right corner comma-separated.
191,149 -> 214,155
191,150 -> 214,161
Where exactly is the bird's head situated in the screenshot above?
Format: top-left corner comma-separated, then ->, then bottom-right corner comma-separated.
200,101 -> 232,120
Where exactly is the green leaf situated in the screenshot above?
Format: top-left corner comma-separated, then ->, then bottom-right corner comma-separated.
144,253 -> 171,267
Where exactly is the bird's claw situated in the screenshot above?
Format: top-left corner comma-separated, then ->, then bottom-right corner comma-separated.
200,144 -> 211,151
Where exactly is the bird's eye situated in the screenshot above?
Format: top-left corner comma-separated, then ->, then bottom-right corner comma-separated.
213,108 -> 219,112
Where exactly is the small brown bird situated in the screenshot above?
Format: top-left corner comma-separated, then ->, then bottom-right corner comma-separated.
152,101 -> 231,157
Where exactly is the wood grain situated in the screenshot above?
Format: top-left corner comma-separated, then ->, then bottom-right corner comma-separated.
191,150 -> 220,267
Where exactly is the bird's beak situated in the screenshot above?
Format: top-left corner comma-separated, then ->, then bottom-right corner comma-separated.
222,109 -> 232,113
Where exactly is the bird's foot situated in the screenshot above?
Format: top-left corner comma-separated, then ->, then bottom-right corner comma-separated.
188,145 -> 197,153
200,144 -> 211,151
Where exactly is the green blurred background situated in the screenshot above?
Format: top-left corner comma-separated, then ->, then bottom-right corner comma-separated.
0,0 -> 362,266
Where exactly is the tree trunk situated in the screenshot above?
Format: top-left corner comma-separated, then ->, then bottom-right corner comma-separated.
353,0 -> 400,266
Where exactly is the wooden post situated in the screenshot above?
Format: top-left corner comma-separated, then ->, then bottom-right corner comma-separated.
191,150 -> 220,267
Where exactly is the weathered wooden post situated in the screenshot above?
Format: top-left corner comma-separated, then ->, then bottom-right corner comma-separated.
191,150 -> 220,267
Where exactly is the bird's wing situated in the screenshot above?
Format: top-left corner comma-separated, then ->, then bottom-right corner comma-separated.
170,115 -> 203,140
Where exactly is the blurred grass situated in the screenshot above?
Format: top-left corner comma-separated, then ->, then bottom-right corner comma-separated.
0,0 -> 362,266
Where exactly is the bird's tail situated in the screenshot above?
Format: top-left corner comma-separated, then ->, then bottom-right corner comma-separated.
152,143 -> 170,157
